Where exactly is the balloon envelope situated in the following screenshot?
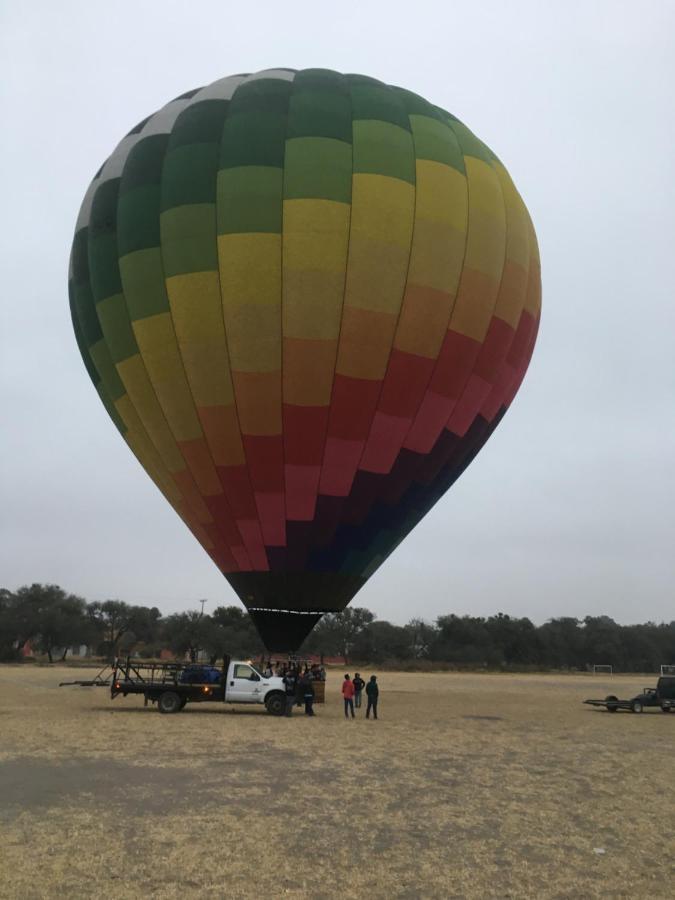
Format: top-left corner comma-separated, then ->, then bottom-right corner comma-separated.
69,69 -> 541,650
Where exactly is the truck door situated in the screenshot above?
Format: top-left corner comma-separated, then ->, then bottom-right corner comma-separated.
227,663 -> 264,703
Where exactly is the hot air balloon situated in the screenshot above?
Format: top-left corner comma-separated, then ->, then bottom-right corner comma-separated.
69,68 -> 541,651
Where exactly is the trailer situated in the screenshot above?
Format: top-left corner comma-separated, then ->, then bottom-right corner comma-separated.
584,676 -> 675,713
60,656 -> 294,715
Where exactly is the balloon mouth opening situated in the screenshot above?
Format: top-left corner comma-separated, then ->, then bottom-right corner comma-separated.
247,607 -> 336,615
247,608 -> 332,653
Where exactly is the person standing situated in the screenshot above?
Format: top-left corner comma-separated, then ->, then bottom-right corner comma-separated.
300,672 -> 315,716
342,674 -> 355,719
283,669 -> 296,717
352,673 -> 365,709
365,675 -> 379,719
295,668 -> 305,708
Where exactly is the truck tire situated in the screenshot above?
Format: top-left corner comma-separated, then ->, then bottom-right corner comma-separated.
158,691 -> 182,714
605,695 -> 619,712
265,692 -> 285,716
630,700 -> 643,714
661,704 -> 671,713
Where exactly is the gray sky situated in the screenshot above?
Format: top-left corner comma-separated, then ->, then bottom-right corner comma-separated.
2,0 -> 674,626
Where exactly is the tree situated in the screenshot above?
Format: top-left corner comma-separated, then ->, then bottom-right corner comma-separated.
352,620 -> 409,662
208,606 -> 264,661
33,592 -> 90,662
431,615 -> 498,665
582,616 -> 623,669
0,588 -> 21,661
306,608 -> 375,663
404,618 -> 437,659
537,617 -> 585,668
7,584 -> 91,662
88,600 -> 161,659
162,611 -> 214,661
484,613 -> 539,665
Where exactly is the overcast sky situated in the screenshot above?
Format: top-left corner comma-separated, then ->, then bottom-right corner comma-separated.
1,1 -> 673,626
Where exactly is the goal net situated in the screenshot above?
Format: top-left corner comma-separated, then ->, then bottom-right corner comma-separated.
660,664 -> 675,676
592,664 -> 613,675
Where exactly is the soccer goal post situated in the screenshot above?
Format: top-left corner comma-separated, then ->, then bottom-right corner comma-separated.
592,664 -> 613,675
660,664 -> 675,676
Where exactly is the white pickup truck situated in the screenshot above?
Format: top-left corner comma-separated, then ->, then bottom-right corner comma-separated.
61,656 -> 289,715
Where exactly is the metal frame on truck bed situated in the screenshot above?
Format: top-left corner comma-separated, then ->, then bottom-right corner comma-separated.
110,657 -> 231,712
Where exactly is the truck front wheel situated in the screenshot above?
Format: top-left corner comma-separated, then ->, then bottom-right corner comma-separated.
265,693 -> 285,716
158,691 -> 182,714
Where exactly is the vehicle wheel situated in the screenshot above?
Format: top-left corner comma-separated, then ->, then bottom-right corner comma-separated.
605,695 -> 619,712
630,700 -> 643,714
265,693 -> 285,716
661,704 -> 671,713
158,691 -> 182,714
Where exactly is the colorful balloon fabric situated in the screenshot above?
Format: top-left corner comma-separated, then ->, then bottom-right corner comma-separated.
69,69 -> 541,650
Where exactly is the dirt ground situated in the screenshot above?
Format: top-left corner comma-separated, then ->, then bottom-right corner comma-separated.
0,666 -> 673,899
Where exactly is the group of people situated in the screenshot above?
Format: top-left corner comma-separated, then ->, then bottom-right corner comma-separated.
261,660 -> 326,682
275,664 -> 380,720
281,665 -> 319,716
341,673 -> 379,720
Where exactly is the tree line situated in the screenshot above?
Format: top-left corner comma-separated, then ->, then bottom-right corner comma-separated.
1,584 -> 673,672
0,585 -> 262,663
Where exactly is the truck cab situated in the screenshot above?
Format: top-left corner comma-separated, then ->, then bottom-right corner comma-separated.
225,661 -> 285,708
629,676 -> 675,713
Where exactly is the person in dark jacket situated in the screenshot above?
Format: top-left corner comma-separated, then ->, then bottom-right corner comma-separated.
295,670 -> 305,707
299,672 -> 315,716
365,675 -> 379,719
352,673 -> 365,709
283,670 -> 296,717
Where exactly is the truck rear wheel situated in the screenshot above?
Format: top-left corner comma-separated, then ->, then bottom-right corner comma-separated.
265,693 -> 285,716
158,691 -> 182,714
630,700 -> 643,714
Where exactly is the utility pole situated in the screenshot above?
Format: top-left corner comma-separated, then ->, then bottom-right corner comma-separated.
193,598 -> 208,663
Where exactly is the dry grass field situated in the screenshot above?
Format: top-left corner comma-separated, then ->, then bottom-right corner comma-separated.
0,665 -> 673,899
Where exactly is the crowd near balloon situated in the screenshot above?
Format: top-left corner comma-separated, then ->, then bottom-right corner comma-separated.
69,68 -> 541,656
2,585 -> 672,672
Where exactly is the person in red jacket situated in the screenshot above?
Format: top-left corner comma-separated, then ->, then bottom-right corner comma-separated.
342,674 -> 355,719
